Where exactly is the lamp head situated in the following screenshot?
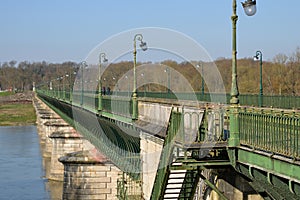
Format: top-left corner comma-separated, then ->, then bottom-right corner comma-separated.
140,41 -> 147,51
241,0 -> 257,16
254,50 -> 262,60
99,53 -> 108,63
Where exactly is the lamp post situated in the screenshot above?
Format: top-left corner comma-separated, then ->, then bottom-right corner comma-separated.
57,77 -> 61,99
69,70 -> 76,103
196,63 -> 204,96
125,75 -> 130,97
254,50 -> 263,107
229,0 -> 257,147
164,67 -> 171,95
80,61 -> 88,107
98,53 -> 108,113
62,75 -> 66,101
65,74 -> 69,101
141,73 -> 146,97
132,34 -> 147,120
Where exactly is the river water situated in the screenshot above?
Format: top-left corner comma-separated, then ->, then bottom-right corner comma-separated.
0,126 -> 50,200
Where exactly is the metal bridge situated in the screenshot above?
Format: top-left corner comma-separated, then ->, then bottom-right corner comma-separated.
35,87 -> 300,200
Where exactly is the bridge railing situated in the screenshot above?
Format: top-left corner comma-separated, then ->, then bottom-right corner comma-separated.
37,86 -> 300,110
239,107 -> 300,159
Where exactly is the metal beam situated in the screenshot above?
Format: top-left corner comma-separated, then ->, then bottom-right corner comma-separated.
237,148 -> 300,182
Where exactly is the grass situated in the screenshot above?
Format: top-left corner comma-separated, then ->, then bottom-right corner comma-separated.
0,91 -> 14,97
0,103 -> 36,126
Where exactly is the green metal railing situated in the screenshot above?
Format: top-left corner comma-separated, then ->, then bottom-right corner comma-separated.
38,84 -> 300,110
239,108 -> 300,159
37,88 -> 300,159
137,92 -> 300,109
37,92 -> 141,180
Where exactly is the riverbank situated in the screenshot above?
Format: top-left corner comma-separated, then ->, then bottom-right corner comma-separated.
0,91 -> 36,126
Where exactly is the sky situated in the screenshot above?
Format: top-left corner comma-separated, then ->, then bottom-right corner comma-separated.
0,0 -> 300,64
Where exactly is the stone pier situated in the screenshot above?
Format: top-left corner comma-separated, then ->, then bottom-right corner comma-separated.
43,120 -> 74,158
49,130 -> 84,181
59,149 -> 121,200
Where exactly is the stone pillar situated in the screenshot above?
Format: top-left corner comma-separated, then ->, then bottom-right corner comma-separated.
59,149 -> 121,200
43,120 -> 74,158
49,130 -> 84,181
37,114 -> 60,140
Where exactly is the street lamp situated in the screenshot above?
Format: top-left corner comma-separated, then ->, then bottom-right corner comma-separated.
57,77 -> 62,99
98,53 -> 108,113
254,50 -> 263,107
80,61 -> 88,107
69,70 -> 76,103
125,75 -> 130,97
62,75 -> 66,100
132,33 -> 147,120
229,0 -> 257,147
196,63 -> 204,96
164,68 -> 171,95
230,0 -> 258,105
141,73 -> 146,97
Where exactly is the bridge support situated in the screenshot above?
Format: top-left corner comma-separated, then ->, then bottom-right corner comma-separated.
48,131 -> 84,181
59,149 -> 121,200
43,120 -> 73,158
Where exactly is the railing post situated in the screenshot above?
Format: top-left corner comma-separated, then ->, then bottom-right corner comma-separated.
229,105 -> 240,147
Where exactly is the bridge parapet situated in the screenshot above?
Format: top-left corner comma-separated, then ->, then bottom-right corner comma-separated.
239,107 -> 300,160
35,89 -> 300,199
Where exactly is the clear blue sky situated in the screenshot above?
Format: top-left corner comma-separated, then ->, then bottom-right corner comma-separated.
0,0 -> 299,63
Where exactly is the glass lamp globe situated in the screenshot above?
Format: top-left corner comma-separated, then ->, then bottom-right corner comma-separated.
242,0 -> 257,16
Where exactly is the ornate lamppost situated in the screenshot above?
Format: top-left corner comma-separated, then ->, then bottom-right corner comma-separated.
132,34 -> 147,120
229,0 -> 257,147
164,67 -> 171,94
197,63 -> 204,96
254,50 -> 263,107
98,53 -> 108,113
80,61 -> 88,107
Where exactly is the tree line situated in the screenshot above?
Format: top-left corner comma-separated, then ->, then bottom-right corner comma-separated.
0,48 -> 299,96
0,61 -> 78,91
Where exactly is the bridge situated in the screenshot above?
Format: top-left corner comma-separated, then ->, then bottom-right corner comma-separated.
34,84 -> 300,200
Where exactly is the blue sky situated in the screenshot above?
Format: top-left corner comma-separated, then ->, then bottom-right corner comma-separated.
0,0 -> 299,63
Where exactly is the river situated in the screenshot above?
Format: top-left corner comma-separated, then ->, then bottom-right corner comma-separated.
0,126 -> 50,200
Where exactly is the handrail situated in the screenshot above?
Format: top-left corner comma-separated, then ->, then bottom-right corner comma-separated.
239,107 -> 300,159
37,88 -> 300,110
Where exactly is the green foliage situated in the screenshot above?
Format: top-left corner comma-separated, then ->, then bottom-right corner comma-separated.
0,91 -> 13,97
